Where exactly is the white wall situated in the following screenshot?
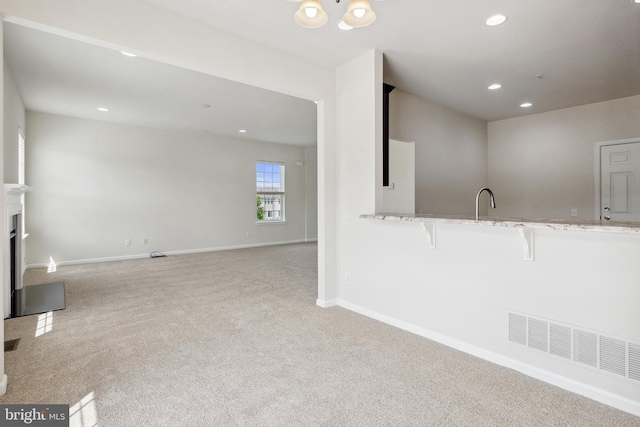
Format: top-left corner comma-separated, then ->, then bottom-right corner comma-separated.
335,49 -> 382,310
3,59 -> 24,183
389,90 -> 487,216
305,146 -> 318,241
25,112 -> 315,265
488,95 -> 640,220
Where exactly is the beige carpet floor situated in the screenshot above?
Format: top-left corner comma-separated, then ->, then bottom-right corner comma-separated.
2,242 -> 639,426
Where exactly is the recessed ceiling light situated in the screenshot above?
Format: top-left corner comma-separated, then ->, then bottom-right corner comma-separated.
97,107 -> 109,112
486,14 -> 507,26
120,51 -> 137,57
520,102 -> 533,108
238,129 -> 247,133
488,83 -> 502,90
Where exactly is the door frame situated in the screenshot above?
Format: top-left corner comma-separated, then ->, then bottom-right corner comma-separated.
593,137 -> 640,221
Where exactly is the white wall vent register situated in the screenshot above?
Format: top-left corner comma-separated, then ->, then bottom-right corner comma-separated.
507,312 -> 640,383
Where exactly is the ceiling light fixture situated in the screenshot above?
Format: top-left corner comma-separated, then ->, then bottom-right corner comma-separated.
294,0 -> 328,28
485,14 -> 507,27
293,0 -> 376,29
488,83 -> 502,90
120,51 -> 137,57
239,129 -> 247,133
97,107 -> 109,112
343,0 -> 376,28
520,102 -> 533,108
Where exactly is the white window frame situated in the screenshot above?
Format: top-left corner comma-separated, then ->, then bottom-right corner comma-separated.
256,161 -> 285,224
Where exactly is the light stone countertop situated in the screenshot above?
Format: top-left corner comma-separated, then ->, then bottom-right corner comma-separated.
360,213 -> 640,234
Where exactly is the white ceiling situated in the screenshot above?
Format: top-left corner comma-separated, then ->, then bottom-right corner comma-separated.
4,0 -> 640,146
3,22 -> 318,147
147,0 -> 640,121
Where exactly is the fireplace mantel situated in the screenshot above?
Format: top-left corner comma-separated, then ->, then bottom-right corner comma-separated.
4,184 -> 32,200
4,184 -> 31,319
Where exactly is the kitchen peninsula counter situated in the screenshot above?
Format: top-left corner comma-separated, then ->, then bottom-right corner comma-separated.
360,213 -> 640,234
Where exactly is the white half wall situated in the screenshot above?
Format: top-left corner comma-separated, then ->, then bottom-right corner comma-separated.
25,112 -> 317,265
340,220 -> 640,415
389,89 -> 488,216
488,95 -> 640,220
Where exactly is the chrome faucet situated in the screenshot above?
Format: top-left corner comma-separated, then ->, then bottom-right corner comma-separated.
475,187 -> 496,221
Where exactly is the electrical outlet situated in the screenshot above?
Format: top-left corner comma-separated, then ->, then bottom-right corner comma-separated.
571,208 -> 578,217
345,273 -> 351,285
125,239 -> 131,247
142,238 -> 148,245
245,231 -> 251,237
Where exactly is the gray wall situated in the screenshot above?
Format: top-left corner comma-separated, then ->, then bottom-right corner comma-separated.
389,89 -> 488,216
488,95 -> 640,220
26,111 -> 317,266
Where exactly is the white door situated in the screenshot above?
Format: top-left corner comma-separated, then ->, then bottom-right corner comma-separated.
600,142 -> 640,222
382,140 -> 415,214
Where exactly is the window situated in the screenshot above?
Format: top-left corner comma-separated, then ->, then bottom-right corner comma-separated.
256,162 -> 285,222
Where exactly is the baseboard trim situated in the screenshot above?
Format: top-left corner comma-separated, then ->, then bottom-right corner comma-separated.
316,298 -> 338,308
26,253 -> 150,269
337,299 -> 640,417
161,239 -> 310,257
26,240 -> 314,269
